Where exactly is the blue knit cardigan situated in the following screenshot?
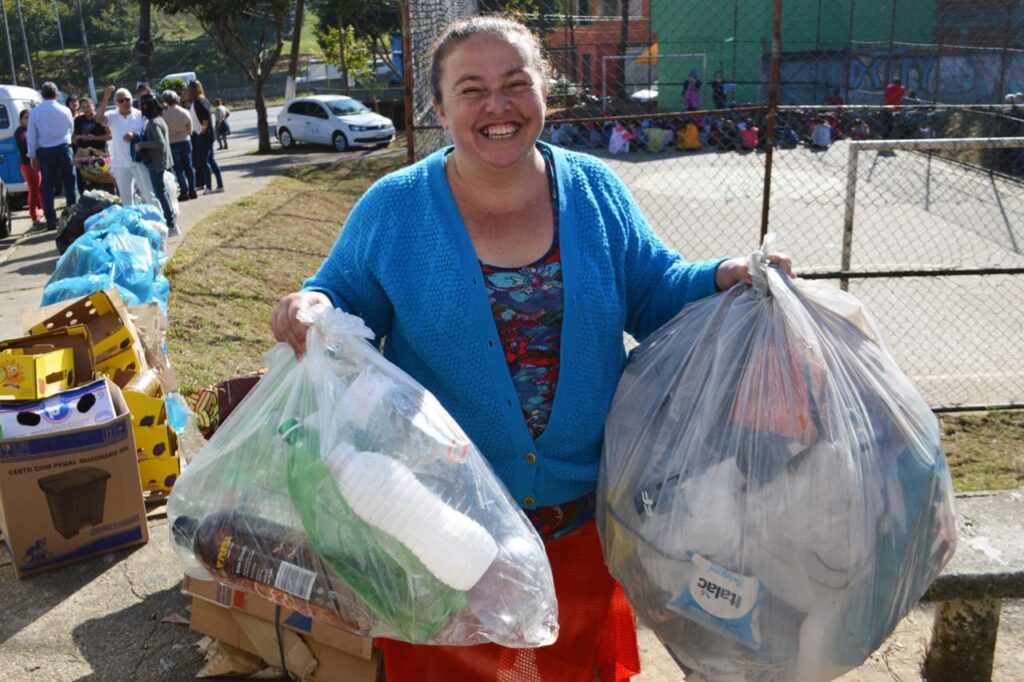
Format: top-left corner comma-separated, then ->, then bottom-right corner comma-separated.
304,141 -> 725,508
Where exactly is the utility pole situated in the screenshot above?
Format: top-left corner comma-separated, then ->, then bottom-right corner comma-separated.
52,0 -> 72,88
14,0 -> 35,89
76,0 -> 96,100
1,0 -> 17,84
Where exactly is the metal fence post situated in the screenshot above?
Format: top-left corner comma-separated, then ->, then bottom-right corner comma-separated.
841,142 -> 860,291
760,0 -> 784,242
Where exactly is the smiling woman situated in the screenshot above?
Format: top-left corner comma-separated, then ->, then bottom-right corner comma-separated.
269,14 -> 786,682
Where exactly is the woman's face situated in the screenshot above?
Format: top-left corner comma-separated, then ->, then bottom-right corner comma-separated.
434,32 -> 546,173
19,111 -> 28,127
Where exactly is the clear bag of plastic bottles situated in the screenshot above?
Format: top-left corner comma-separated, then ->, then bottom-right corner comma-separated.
598,243 -> 957,682
168,304 -> 558,647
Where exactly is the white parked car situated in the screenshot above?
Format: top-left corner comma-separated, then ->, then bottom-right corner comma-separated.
277,95 -> 395,152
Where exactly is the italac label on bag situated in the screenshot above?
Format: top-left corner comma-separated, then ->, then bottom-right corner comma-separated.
668,552 -> 765,650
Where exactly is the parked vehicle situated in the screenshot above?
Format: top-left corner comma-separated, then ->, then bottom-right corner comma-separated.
0,84 -> 43,210
277,95 -> 395,152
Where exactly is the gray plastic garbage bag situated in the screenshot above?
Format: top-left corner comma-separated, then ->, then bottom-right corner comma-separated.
599,244 -> 957,682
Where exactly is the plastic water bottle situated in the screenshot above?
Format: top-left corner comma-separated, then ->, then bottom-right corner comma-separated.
280,417 -> 468,643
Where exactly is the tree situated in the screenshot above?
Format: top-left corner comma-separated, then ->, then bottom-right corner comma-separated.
285,0 -> 304,99
311,0 -> 399,75
152,0 -> 291,153
136,0 -> 153,87
316,23 -> 372,89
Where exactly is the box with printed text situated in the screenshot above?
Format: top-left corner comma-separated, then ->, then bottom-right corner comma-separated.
0,379 -> 149,578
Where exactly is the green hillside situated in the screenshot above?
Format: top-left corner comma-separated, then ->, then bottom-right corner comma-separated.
7,6 -> 323,96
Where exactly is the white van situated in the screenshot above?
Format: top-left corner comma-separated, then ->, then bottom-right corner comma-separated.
0,84 -> 42,202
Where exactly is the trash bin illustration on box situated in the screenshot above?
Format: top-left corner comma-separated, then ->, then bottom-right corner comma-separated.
37,467 -> 111,539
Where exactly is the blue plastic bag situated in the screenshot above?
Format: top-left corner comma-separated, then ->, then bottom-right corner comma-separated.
42,223 -> 170,312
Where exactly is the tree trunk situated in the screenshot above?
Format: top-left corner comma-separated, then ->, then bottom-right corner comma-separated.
286,0 -> 304,99
136,0 -> 153,87
338,14 -> 349,95
254,79 -> 271,153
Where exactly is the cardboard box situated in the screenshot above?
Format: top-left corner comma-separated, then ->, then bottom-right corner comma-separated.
189,597 -> 383,682
183,575 -> 375,659
137,426 -> 180,493
123,371 -> 166,428
94,348 -> 145,388
24,290 -> 145,375
0,379 -> 116,439
0,327 -> 95,397
0,380 -> 149,578
0,347 -> 73,401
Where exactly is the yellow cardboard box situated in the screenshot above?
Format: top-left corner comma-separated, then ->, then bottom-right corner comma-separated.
123,371 -> 166,428
0,347 -> 74,401
24,290 -> 145,374
0,327 -> 95,399
94,348 -> 145,388
135,424 -> 180,493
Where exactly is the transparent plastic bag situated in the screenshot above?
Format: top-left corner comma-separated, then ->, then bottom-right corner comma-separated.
168,305 -> 558,646
599,244 -> 957,682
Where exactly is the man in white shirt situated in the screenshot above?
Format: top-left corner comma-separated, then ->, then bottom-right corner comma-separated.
27,81 -> 77,229
95,85 -> 159,208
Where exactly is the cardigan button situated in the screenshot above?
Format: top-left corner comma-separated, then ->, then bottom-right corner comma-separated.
524,452 -> 537,464
522,496 -> 536,507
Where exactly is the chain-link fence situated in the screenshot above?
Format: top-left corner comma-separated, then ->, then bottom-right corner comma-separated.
405,0 -> 1024,410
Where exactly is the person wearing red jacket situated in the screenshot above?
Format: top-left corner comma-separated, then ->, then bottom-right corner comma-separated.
882,77 -> 906,137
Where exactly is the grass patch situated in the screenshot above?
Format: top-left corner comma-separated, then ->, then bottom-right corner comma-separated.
939,411 -> 1024,492
165,155 -> 402,396
165,159 -> 1023,493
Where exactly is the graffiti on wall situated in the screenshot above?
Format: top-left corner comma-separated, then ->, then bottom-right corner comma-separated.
848,53 -> 936,93
783,49 -> 1024,104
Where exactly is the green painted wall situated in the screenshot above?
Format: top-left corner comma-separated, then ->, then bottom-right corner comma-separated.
653,0 -> 937,111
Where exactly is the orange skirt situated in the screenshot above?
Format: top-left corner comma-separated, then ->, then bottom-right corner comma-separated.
380,519 -> 641,682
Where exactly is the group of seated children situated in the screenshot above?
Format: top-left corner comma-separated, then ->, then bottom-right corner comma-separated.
546,108 -> 932,155
546,115 -> 764,155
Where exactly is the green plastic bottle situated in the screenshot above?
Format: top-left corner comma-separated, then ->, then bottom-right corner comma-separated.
281,416 -> 468,643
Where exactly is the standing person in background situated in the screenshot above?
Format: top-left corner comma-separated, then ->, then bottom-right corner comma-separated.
72,97 -> 111,194
134,94 -> 178,237
182,89 -> 207,192
26,82 -> 77,230
162,90 -> 197,201
683,70 -> 702,111
96,85 -> 159,207
188,80 -> 225,194
826,88 -> 844,107
213,98 -> 230,149
711,70 -> 726,110
72,98 -> 111,153
882,76 -> 906,138
14,109 -> 43,225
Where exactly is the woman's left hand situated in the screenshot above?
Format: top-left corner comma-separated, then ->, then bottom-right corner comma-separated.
715,253 -> 795,290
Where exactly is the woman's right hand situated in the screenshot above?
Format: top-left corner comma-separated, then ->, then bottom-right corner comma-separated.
270,291 -> 332,357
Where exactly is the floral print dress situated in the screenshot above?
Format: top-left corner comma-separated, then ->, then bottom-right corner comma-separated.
479,147 -> 595,539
